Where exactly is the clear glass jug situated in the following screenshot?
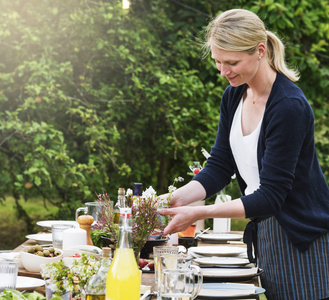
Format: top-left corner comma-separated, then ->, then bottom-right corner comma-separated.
75,202 -> 102,225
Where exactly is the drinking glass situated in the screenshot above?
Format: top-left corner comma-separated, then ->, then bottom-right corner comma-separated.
153,246 -> 178,287
0,261 -> 18,292
52,224 -> 75,249
159,268 -> 203,300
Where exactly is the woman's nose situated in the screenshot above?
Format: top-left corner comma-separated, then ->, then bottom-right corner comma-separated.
219,64 -> 230,77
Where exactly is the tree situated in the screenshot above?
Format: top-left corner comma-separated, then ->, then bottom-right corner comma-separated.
0,0 -> 328,223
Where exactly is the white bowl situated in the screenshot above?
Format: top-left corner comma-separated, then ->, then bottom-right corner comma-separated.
20,248 -> 63,273
62,249 -> 82,268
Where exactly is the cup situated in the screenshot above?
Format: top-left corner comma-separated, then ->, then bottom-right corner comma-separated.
52,224 -> 75,249
159,267 -> 203,300
153,246 -> 178,287
0,261 -> 18,292
179,223 -> 196,237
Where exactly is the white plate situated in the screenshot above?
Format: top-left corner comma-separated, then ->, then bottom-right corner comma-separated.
0,252 -> 23,268
16,276 -> 45,291
194,256 -> 250,267
189,246 -> 246,257
37,220 -> 76,231
198,233 -> 243,243
201,267 -> 258,278
25,233 -> 53,243
196,283 -> 265,299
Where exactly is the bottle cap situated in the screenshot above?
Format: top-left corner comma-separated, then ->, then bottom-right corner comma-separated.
118,187 -> 125,195
102,247 -> 112,258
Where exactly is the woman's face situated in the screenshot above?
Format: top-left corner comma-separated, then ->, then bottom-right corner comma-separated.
211,45 -> 260,87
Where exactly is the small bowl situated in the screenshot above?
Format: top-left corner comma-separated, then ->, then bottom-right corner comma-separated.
178,237 -> 199,249
20,248 -> 63,273
140,236 -> 169,259
62,249 -> 82,268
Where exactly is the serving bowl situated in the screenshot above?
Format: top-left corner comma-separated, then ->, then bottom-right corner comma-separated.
140,235 -> 169,259
20,247 -> 63,273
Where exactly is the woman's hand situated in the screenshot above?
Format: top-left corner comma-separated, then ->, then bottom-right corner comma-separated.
163,180 -> 207,208
157,206 -> 200,236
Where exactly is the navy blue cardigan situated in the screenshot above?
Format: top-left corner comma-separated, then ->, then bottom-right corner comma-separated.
194,72 -> 329,251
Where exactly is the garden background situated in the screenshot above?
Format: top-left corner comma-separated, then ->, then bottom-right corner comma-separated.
0,0 -> 328,250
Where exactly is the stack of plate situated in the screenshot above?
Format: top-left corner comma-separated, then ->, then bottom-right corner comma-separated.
188,234 -> 265,299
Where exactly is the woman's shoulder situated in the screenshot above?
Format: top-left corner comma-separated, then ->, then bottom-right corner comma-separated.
271,72 -> 308,104
265,73 -> 314,128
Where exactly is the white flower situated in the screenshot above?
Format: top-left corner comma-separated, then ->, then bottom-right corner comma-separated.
168,185 -> 177,193
142,186 -> 157,199
126,188 -> 133,196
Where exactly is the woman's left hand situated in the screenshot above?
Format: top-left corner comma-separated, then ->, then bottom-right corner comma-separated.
157,206 -> 199,236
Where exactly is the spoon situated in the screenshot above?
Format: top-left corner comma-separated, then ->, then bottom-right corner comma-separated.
140,289 -> 151,300
195,227 -> 210,239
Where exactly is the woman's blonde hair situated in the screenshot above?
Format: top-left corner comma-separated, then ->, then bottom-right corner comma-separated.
204,9 -> 299,82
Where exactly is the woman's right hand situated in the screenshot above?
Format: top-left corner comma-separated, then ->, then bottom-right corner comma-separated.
168,180 -> 207,207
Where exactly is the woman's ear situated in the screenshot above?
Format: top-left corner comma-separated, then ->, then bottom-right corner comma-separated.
257,43 -> 266,59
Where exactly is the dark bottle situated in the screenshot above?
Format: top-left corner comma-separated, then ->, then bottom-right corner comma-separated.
133,183 -> 142,197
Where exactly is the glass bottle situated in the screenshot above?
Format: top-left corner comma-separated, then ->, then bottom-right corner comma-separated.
133,183 -> 142,197
85,247 -> 112,300
106,207 -> 141,300
113,188 -> 125,224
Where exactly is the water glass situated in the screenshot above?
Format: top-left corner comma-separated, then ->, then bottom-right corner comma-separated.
153,246 -> 179,286
159,268 -> 203,300
52,224 -> 75,249
0,261 -> 18,292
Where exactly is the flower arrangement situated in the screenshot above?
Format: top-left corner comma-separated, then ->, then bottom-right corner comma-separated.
41,253 -> 98,298
91,178 -> 184,258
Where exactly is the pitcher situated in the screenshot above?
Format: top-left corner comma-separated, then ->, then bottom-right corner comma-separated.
159,267 -> 203,300
75,202 -> 104,225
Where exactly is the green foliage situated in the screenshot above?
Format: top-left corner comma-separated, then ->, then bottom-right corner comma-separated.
0,0 -> 328,229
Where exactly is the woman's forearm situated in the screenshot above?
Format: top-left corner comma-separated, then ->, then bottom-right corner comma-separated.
195,198 -> 246,220
170,180 -> 207,207
159,198 -> 246,235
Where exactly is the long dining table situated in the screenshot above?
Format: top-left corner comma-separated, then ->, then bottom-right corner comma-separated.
12,231 -> 262,299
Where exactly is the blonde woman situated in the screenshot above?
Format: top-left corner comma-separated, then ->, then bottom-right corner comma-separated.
158,9 -> 329,300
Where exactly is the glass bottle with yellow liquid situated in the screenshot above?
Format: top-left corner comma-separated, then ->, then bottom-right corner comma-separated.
106,207 -> 141,300
85,247 -> 112,300
113,188 -> 125,224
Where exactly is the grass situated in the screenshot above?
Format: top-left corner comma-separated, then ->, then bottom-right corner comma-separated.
0,195 -> 58,250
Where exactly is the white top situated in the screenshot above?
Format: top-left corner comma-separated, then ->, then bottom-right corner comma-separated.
229,99 -> 263,195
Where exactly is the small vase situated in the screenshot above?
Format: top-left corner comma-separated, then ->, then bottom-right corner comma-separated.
213,193 -> 232,233
45,279 -> 70,300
